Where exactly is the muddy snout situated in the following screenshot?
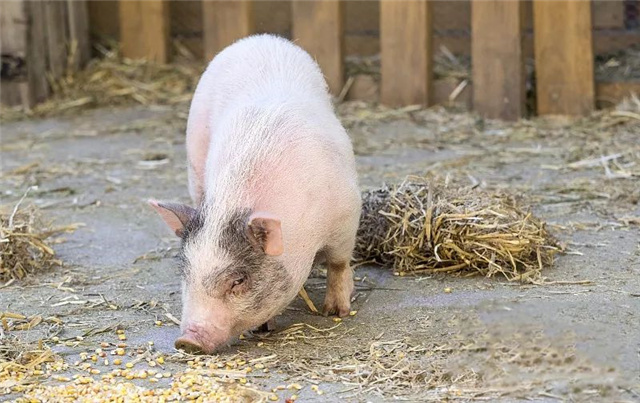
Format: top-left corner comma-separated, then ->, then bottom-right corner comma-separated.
174,325 -> 226,355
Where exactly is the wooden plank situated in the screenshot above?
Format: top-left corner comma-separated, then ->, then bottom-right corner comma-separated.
380,0 -> 432,107
292,0 -> 344,95
533,1 -> 595,116
27,0 -> 50,105
119,0 -> 170,63
87,1 -> 119,41
202,1 -> 253,61
471,0 -> 525,120
44,0 -> 68,80
0,0 -> 28,107
593,0 -> 624,29
254,1 -> 291,36
66,0 -> 91,71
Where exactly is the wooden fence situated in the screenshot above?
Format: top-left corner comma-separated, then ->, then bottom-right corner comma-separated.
3,0 -> 640,120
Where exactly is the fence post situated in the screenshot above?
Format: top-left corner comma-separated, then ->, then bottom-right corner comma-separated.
533,0 -> 595,116
380,0 -> 432,107
292,0 -> 344,96
119,0 -> 170,63
471,1 -> 525,121
203,0 -> 253,61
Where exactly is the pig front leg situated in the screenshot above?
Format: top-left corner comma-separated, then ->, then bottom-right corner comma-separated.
322,259 -> 354,318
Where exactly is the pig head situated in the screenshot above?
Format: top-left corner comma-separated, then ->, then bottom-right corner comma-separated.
149,200 -> 290,354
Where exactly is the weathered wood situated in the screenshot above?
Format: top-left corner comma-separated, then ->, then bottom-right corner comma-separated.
87,1 -> 119,41
471,0 -> 525,120
66,0 -> 91,71
533,0 -> 595,116
593,0 -> 624,29
119,0 -> 170,63
202,1 -> 253,61
27,0 -> 50,104
44,0 -> 68,79
292,0 -> 344,95
380,0 -> 432,107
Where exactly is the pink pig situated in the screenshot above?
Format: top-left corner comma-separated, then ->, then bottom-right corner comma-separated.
149,34 -> 361,354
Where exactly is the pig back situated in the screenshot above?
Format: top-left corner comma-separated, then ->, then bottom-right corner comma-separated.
186,34 -> 337,204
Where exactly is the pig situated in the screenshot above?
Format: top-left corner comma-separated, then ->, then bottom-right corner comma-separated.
149,34 -> 362,354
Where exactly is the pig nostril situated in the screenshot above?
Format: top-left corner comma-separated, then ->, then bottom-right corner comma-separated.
175,338 -> 204,354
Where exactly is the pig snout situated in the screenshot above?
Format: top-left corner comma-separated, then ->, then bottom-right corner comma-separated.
175,324 -> 228,355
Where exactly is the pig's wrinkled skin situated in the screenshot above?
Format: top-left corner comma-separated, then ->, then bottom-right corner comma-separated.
149,34 -> 361,354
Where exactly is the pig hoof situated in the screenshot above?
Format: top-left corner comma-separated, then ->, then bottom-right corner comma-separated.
322,299 -> 350,318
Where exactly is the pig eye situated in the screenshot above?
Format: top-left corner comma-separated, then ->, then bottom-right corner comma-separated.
231,276 -> 246,288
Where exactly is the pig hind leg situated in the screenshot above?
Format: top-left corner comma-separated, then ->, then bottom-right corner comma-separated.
322,242 -> 355,318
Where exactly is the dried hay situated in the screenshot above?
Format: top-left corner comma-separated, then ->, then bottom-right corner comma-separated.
355,176 -> 561,281
0,194 -> 76,283
0,46 -> 201,122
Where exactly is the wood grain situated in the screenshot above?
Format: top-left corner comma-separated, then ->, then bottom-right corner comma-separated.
66,0 -> 91,71
380,0 -> 432,107
202,0 -> 253,61
119,0 -> 170,63
471,0 -> 525,120
533,0 -> 595,116
292,0 -> 344,95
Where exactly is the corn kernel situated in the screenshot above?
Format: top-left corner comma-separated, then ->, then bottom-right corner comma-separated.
155,320 -> 162,326
118,334 -> 127,341
125,363 -> 134,369
349,310 -> 357,316
113,359 -> 122,365
333,317 -> 342,323
156,356 -> 164,365
254,363 -> 264,370
269,395 -> 278,401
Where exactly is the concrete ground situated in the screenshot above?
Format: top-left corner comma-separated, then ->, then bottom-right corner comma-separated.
1,103 -> 639,402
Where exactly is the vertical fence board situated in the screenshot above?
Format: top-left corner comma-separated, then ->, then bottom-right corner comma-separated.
533,0 -> 594,116
27,0 -> 49,104
471,0 -> 525,120
203,0 -> 253,61
44,0 -> 68,79
119,0 -> 170,63
380,0 -> 432,107
292,0 -> 344,95
66,0 -> 91,71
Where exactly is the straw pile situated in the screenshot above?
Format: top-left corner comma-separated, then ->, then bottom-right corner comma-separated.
0,203 -> 65,283
0,46 -> 200,122
355,177 -> 560,281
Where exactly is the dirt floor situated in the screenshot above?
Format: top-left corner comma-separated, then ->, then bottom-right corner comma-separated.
1,101 -> 640,402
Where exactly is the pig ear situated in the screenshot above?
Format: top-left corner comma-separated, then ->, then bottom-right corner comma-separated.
247,212 -> 283,256
148,199 -> 196,238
